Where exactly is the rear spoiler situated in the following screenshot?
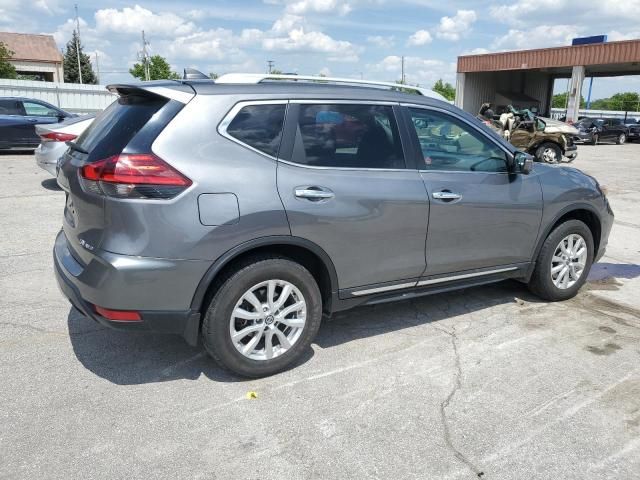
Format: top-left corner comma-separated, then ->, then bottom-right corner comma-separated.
107,82 -> 195,104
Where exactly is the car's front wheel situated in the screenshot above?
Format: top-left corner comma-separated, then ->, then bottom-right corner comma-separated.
202,256 -> 322,377
535,142 -> 562,163
528,220 -> 594,301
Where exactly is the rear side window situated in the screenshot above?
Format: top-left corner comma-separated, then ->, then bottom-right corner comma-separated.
0,99 -> 21,115
291,104 -> 405,169
75,95 -> 168,162
226,104 -> 286,157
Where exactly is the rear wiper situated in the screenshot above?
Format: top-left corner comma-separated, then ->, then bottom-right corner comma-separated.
66,140 -> 88,154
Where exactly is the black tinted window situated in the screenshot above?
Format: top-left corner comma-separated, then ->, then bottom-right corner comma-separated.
409,108 -> 507,173
292,104 -> 405,169
0,99 -> 21,115
227,104 -> 286,157
75,95 -> 167,161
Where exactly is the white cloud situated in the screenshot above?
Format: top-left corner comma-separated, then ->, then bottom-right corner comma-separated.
271,14 -> 304,35
166,29 -> 244,61
367,35 -> 395,49
284,0 -> 352,16
95,5 -> 196,37
607,30 -> 640,41
262,27 -> 359,61
435,9 -> 476,41
492,25 -> 583,50
463,47 -> 491,55
368,55 -> 454,86
319,66 -> 331,76
407,29 -> 432,46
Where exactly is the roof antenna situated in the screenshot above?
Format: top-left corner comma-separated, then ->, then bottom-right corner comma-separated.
183,68 -> 210,80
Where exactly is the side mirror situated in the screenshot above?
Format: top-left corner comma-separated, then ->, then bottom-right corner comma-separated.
513,151 -> 534,174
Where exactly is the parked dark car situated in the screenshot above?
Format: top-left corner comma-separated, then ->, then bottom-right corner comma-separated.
574,117 -> 628,145
54,76 -> 613,377
625,120 -> 640,142
0,97 -> 75,150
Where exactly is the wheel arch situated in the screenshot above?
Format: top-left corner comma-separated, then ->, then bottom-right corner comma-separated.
190,236 -> 339,318
533,204 -> 602,266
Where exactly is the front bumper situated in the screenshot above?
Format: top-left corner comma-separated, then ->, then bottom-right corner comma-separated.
564,144 -> 578,160
53,230 -> 204,345
573,132 -> 594,143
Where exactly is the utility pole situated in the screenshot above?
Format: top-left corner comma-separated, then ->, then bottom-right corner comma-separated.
141,30 -> 150,81
95,51 -> 100,84
401,56 -> 405,84
74,4 -> 83,84
267,60 -> 275,74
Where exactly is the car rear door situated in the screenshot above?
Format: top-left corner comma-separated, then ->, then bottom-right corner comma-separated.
274,101 -> 429,293
0,99 -> 28,148
403,105 -> 543,277
20,101 -> 62,146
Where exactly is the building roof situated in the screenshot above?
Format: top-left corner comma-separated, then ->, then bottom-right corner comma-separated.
458,39 -> 640,74
0,32 -> 62,63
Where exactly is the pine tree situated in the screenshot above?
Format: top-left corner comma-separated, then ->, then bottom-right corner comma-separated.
0,41 -> 17,79
63,30 -> 97,84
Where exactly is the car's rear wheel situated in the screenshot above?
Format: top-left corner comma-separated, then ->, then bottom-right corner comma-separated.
535,142 -> 562,163
528,220 -> 594,301
202,256 -> 322,377
616,133 -> 626,145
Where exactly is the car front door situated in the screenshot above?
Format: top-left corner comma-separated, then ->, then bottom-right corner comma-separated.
20,101 -> 62,146
404,105 -> 543,277
276,101 -> 429,293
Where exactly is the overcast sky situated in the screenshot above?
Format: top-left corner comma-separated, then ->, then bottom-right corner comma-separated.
4,0 -> 640,99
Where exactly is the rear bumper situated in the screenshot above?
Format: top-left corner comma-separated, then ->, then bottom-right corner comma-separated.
53,230 -> 205,345
34,144 -> 61,176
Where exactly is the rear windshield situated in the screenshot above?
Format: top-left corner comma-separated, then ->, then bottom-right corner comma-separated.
75,95 -> 167,162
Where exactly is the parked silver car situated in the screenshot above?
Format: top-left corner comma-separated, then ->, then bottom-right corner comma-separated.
54,74 -> 613,377
35,114 -> 95,175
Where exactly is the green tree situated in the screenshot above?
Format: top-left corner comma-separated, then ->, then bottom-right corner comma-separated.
552,92 -> 585,108
432,79 -> 455,101
209,72 -> 219,80
591,92 -> 640,111
129,55 -> 180,81
0,41 -> 17,79
63,30 -> 97,84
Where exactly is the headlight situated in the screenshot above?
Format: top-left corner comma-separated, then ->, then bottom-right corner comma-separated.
599,184 -> 609,196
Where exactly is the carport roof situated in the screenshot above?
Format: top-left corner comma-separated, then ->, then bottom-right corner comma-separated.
0,32 -> 62,63
458,39 -> 640,76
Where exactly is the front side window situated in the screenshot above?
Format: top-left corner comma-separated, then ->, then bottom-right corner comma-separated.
292,103 -> 405,169
226,104 -> 286,158
408,108 -> 508,173
23,102 -> 59,117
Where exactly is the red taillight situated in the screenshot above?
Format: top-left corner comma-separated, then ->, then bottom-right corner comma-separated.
79,153 -> 191,199
94,305 -> 142,322
39,132 -> 77,142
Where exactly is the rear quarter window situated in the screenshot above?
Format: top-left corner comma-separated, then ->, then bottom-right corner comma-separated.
225,104 -> 286,157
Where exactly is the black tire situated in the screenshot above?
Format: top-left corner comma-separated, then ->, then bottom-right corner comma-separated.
528,220 -> 594,301
616,133 -> 626,145
202,256 -> 322,378
535,142 -> 562,163
591,134 -> 598,145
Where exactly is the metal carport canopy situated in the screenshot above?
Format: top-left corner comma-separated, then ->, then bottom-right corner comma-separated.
456,39 -> 640,121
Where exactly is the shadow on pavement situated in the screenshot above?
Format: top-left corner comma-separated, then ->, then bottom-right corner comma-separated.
41,178 -> 62,191
68,280 -> 536,385
588,262 -> 640,281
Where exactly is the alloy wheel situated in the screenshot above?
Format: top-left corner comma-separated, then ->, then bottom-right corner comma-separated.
229,279 -> 307,360
550,233 -> 587,289
542,147 -> 558,163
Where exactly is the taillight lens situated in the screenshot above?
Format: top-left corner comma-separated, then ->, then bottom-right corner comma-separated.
79,153 -> 191,199
39,132 -> 77,142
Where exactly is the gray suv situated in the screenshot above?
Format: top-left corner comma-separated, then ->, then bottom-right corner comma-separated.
54,76 -> 613,377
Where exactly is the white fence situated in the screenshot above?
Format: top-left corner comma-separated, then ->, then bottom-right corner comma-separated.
0,79 -> 115,114
550,107 -> 640,121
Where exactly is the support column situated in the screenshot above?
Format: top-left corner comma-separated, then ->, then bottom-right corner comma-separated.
566,65 -> 585,123
454,72 -> 465,109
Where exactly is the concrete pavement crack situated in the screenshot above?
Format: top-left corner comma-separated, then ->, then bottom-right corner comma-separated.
434,325 -> 485,479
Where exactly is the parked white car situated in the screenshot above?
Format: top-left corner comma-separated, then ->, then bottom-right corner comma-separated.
35,114 -> 95,175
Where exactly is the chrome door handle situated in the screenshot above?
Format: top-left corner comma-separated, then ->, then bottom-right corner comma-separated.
294,187 -> 335,200
432,191 -> 462,201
